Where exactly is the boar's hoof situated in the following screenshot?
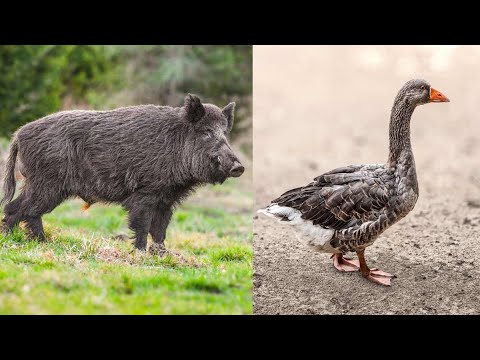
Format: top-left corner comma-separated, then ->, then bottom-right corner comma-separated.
149,242 -> 168,256
26,233 -> 46,242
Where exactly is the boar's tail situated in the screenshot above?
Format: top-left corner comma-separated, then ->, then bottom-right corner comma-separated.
1,136 -> 19,207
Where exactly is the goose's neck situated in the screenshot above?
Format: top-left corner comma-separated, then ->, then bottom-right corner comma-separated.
387,99 -> 415,167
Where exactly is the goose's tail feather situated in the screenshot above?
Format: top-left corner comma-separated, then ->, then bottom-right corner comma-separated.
257,203 -> 302,223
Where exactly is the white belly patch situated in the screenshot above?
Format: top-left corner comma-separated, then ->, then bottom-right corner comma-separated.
258,204 -> 337,253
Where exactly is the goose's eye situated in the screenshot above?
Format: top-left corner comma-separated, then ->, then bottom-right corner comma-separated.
420,85 -> 426,90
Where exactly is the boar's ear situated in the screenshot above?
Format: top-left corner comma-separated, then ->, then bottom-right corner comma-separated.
184,94 -> 206,123
222,102 -> 235,133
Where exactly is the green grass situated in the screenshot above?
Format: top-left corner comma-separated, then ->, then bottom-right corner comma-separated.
0,177 -> 253,314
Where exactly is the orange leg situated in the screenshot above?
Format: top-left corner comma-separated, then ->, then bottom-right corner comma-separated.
331,253 -> 360,272
357,249 -> 393,286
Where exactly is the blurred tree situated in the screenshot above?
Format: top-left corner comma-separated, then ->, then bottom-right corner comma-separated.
114,45 -> 252,137
116,45 -> 251,102
0,45 -> 252,140
0,45 -> 119,137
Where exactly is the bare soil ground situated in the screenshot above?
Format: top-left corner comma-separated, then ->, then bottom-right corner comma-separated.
253,46 -> 480,314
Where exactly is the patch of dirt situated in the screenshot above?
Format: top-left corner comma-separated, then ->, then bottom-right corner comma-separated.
97,246 -> 125,264
253,46 -> 480,314
42,250 -> 58,262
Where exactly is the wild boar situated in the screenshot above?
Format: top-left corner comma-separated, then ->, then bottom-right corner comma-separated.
1,94 -> 244,253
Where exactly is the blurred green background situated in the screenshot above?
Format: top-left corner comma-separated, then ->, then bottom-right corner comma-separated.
0,45 -> 252,149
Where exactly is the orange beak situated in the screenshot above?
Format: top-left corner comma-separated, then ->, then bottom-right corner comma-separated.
429,87 -> 450,102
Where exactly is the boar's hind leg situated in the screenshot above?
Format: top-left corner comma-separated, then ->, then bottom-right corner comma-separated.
21,189 -> 64,240
2,188 -> 63,241
2,192 -> 27,231
149,206 -> 173,250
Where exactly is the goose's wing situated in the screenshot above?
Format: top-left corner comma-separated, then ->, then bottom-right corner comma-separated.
272,164 -> 392,230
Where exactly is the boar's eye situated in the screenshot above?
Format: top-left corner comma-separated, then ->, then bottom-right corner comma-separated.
210,155 -> 221,165
201,131 -> 213,139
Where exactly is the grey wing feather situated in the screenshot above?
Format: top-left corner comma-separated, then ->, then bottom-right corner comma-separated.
272,165 -> 391,231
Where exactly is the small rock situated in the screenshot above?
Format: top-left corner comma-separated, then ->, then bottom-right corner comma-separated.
448,253 -> 453,256
413,243 -> 421,249
467,199 -> 480,208
463,217 -> 472,225
353,136 -> 366,147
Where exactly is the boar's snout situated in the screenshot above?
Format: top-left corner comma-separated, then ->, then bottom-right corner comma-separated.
229,162 -> 245,177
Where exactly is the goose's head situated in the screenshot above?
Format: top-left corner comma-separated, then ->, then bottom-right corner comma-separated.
397,79 -> 449,107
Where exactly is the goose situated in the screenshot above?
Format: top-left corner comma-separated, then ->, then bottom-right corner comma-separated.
258,79 -> 449,286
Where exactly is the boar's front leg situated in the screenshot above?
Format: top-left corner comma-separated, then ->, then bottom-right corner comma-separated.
123,193 -> 157,251
149,206 -> 173,254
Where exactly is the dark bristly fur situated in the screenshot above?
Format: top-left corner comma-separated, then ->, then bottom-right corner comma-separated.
1,94 -> 244,251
